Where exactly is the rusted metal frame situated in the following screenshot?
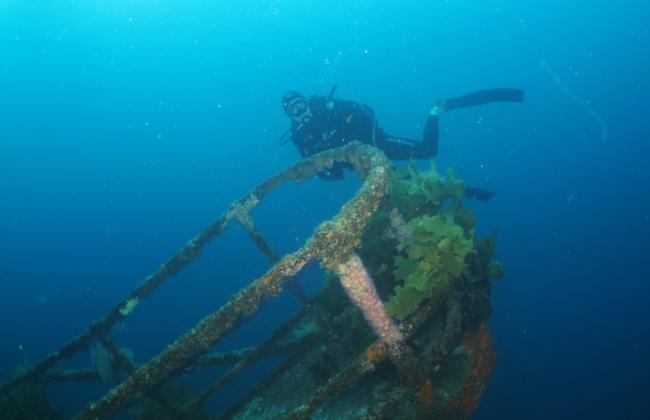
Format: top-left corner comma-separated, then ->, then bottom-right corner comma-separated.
183,302 -> 315,412
237,214 -> 280,263
185,340 -> 318,374
57,326 -> 322,389
73,251 -> 312,420
40,351 -> 253,386
191,348 -> 253,369
216,351 -> 307,420
363,294 -> 464,420
42,348 -> 253,385
39,338 -> 315,385
73,143 -> 391,420
285,301 -> 437,420
0,212 -> 234,394
431,293 -> 463,366
192,143 -> 389,411
44,370 -> 101,383
0,142 -> 372,395
289,361 -> 370,420
96,334 -> 184,417
0,331 -> 95,395
286,291 -> 465,420
233,210 -> 314,304
361,387 -> 409,420
43,293 -> 455,417
95,335 -> 137,375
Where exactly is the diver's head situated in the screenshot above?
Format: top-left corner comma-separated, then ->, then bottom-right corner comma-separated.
282,91 -> 310,123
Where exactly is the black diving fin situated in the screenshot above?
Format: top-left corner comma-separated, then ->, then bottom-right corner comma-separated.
464,186 -> 495,201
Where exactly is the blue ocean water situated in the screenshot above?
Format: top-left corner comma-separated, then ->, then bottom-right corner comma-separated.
1,1 -> 648,418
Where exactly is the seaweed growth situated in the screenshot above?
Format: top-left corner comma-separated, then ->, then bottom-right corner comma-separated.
390,162 -> 465,220
388,213 -> 474,320
359,162 -> 478,321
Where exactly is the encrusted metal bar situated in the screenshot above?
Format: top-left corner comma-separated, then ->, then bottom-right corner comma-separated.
0,212 -> 233,393
42,349 -> 253,384
284,291 -> 466,420
43,369 -> 100,383
95,335 -> 136,374
286,301 -> 436,420
217,352 -> 306,420
74,252 -> 313,420
1,141 -> 500,418
184,303 -> 314,411
237,214 -> 281,263
362,387 -> 409,420
39,338 -> 319,385
190,349 -> 253,369
96,335 -> 184,417
0,142 -> 387,403
40,351 -> 252,386
236,214 -> 311,304
72,143 -> 391,420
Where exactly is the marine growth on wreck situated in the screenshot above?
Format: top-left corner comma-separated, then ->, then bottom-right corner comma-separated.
0,143 -> 503,419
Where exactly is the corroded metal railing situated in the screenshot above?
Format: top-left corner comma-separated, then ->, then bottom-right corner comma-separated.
2,142 -> 402,419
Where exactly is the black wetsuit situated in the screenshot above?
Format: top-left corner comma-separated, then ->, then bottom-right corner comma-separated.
290,96 -> 437,180
289,88 -> 524,180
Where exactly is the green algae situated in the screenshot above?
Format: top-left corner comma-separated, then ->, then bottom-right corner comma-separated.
387,214 -> 474,320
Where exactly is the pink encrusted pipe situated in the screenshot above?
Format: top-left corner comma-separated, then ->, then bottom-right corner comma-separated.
335,253 -> 403,347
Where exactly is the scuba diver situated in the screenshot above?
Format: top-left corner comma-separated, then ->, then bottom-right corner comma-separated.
281,87 -> 525,185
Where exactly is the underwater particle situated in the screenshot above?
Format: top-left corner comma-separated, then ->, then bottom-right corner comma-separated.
119,297 -> 139,316
335,254 -> 403,347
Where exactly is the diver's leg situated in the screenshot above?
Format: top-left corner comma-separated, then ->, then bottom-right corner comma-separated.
421,115 -> 439,156
431,88 -> 525,116
377,117 -> 439,160
375,132 -> 420,160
